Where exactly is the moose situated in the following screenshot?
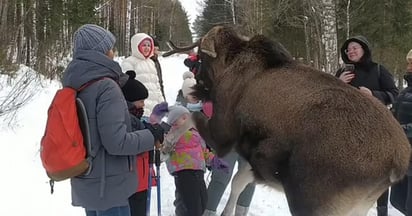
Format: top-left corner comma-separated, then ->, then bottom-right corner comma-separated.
163,26 -> 411,216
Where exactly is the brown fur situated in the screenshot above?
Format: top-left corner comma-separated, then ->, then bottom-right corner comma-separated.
189,26 -> 411,215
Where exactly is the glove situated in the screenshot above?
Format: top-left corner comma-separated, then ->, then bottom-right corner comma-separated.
150,102 -> 169,124
210,156 -> 230,174
143,122 -> 165,143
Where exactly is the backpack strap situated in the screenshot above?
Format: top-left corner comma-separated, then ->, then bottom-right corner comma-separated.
75,77 -> 111,176
376,64 -> 396,105
78,77 -> 109,92
75,98 -> 94,176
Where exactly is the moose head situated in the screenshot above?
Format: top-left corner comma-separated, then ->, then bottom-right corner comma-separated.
164,26 -> 293,104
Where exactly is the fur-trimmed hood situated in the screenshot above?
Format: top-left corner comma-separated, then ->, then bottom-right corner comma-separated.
130,33 -> 154,60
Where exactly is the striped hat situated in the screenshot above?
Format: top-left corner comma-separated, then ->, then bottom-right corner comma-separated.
73,24 -> 116,54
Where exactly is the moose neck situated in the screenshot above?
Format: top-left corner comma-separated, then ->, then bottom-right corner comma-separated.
206,59 -> 266,156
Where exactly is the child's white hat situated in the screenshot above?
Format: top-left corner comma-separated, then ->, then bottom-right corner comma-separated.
181,71 -> 196,98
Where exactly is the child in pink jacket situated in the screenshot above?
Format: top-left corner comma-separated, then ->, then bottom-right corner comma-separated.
156,105 -> 228,216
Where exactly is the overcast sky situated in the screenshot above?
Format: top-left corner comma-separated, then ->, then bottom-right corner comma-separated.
178,0 -> 204,34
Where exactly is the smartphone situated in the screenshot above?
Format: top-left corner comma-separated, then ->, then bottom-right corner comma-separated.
344,64 -> 355,72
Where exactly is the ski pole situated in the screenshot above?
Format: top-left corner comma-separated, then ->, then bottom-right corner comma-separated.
146,163 -> 154,216
155,149 -> 161,216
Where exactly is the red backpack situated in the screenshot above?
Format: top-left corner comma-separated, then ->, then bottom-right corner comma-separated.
40,79 -> 103,192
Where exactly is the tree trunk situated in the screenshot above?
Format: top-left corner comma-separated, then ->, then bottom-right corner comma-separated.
125,0 -> 131,55
320,0 -> 338,74
346,0 -> 351,39
231,0 -> 236,25
169,0 -> 176,40
0,0 -> 8,35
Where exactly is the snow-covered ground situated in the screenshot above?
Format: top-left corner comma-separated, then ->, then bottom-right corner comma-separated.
0,54 -> 404,215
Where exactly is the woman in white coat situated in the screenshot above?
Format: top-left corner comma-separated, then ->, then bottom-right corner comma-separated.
121,33 -> 164,117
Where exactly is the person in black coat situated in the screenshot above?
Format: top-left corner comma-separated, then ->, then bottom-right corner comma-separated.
336,36 -> 398,106
336,36 -> 399,216
392,49 -> 412,216
150,36 -> 166,101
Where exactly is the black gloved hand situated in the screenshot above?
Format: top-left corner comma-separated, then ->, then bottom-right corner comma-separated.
143,122 -> 165,143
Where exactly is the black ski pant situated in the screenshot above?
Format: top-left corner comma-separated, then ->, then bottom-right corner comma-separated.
377,189 -> 389,208
407,176 -> 412,215
129,190 -> 147,216
173,170 -> 207,216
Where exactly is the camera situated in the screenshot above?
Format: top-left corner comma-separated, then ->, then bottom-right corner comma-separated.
159,121 -> 171,133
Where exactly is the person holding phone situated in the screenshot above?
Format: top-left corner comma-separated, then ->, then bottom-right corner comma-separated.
336,36 -> 398,106
336,36 -> 399,216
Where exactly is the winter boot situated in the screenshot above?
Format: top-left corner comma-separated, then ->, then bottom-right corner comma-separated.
202,209 -> 217,216
234,205 -> 249,216
376,206 -> 388,216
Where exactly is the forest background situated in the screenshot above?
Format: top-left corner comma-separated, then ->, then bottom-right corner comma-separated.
1,0 -> 411,87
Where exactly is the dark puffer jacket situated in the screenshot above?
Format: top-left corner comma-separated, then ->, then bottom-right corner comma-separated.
393,75 -> 412,126
336,36 -> 399,105
393,74 -> 412,175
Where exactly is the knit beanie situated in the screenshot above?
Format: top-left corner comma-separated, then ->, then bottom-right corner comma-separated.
181,71 -> 196,98
121,71 -> 149,102
167,105 -> 190,125
407,49 -> 412,61
73,24 -> 116,54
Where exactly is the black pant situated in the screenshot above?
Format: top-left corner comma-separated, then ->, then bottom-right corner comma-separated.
407,176 -> 412,215
129,190 -> 147,216
377,189 -> 389,207
174,170 -> 207,216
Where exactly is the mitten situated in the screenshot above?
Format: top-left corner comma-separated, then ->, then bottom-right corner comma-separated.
210,156 -> 230,173
149,102 -> 169,124
143,122 -> 165,143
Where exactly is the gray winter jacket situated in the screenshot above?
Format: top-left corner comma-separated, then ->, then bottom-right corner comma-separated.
62,49 -> 155,211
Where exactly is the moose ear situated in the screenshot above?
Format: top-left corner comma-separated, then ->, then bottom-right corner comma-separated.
200,26 -> 224,58
200,36 -> 217,58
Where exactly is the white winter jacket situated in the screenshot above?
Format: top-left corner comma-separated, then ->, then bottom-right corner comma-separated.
121,33 -> 164,116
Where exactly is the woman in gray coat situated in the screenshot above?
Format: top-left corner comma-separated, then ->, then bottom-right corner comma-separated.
62,24 -> 163,216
